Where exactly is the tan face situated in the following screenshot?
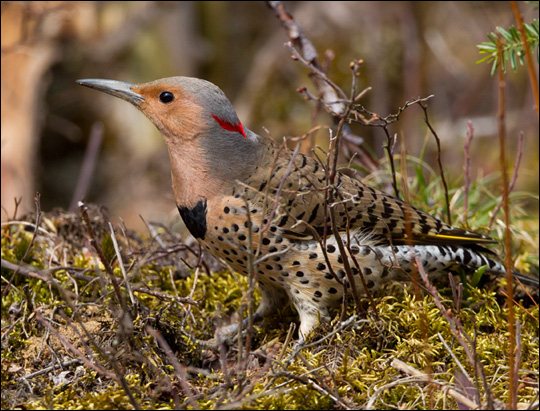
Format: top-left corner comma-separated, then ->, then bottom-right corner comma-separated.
130,82 -> 206,143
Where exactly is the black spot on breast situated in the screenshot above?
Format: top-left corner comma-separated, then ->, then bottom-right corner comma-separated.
178,200 -> 207,239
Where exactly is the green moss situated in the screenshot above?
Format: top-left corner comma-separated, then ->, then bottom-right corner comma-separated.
1,170 -> 538,409
101,233 -> 116,265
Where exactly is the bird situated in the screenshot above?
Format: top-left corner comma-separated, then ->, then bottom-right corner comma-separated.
77,76 -> 538,340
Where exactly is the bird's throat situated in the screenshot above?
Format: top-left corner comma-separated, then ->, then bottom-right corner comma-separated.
178,200 -> 207,239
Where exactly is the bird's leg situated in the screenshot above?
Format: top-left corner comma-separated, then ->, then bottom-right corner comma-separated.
293,298 -> 332,342
215,312 -> 263,342
216,281 -> 289,340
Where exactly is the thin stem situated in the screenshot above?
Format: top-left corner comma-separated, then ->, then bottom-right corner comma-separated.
496,36 -> 516,411
510,1 -> 539,118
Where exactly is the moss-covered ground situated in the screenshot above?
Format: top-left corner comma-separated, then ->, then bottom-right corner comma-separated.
1,178 -> 538,409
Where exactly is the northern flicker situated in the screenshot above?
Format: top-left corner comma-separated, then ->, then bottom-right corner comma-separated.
78,77 -> 538,338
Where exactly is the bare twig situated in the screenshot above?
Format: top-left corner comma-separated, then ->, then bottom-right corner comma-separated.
416,256 -> 494,408
146,327 -> 200,410
514,319 -> 522,407
462,121 -> 474,226
16,359 -> 83,381
496,36 -> 517,410
488,131 -> 524,229
69,122 -> 104,211
499,289 -> 539,324
268,0 -> 378,172
0,258 -> 197,305
2,193 -> 43,298
510,1 -> 539,118
419,104 -> 451,225
79,201 -> 127,312
109,222 -> 135,305
34,310 -> 115,379
390,358 -> 479,409
350,95 -> 434,127
382,127 -> 400,198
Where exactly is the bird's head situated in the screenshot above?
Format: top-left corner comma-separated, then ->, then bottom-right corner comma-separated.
77,76 -> 263,206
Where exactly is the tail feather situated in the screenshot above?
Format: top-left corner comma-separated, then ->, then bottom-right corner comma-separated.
386,244 -> 539,288
511,270 -> 539,288
452,246 -> 539,288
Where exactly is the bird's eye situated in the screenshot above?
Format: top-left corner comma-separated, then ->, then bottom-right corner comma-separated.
159,91 -> 175,104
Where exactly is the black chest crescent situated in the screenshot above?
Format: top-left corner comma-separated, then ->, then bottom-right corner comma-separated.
178,199 -> 207,240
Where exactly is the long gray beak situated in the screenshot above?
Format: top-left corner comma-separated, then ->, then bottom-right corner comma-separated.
76,79 -> 145,106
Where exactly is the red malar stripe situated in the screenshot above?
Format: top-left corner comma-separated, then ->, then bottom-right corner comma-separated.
211,114 -> 247,139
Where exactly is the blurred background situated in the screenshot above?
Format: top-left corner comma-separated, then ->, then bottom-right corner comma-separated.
1,1 -> 538,231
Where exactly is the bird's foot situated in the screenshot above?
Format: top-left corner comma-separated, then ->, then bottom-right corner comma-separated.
214,312 -> 263,344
